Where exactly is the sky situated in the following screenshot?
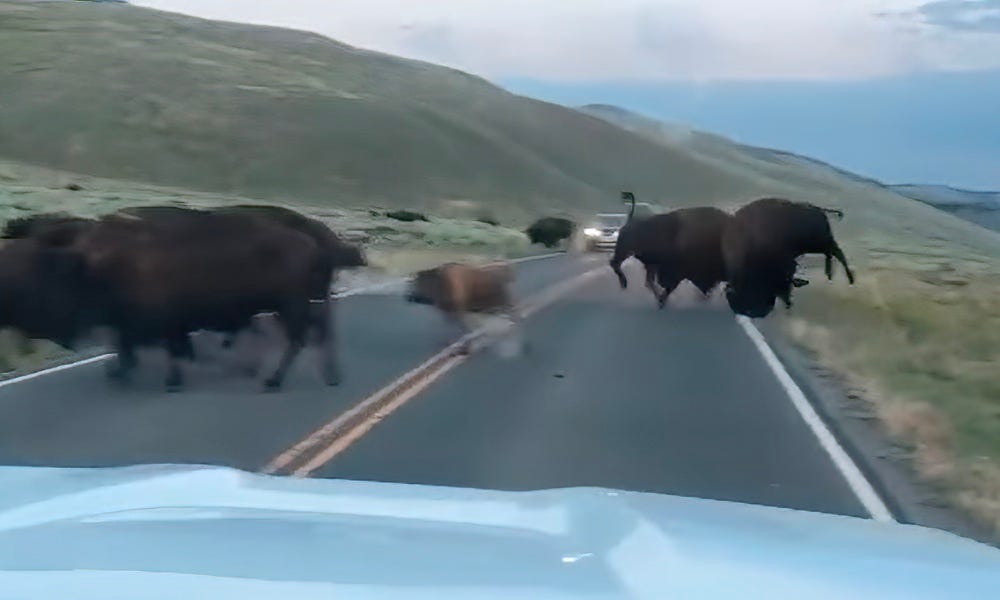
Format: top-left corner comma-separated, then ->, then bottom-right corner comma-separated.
133,0 -> 1000,189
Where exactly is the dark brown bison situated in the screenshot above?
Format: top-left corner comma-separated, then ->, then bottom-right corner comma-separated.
55,210 -> 336,391
722,197 -> 855,318
2,209 -> 342,391
610,193 -> 731,308
3,207 -> 366,377
119,205 -> 366,351
526,217 -> 575,248
406,262 -> 519,354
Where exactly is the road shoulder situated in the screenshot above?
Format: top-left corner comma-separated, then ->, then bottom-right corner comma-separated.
756,319 -> 996,545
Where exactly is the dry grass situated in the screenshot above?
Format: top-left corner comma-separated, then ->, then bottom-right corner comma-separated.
779,248 -> 1000,536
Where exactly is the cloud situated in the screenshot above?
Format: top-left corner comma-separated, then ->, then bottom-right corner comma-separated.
132,0 -> 1000,81
919,0 -> 1000,32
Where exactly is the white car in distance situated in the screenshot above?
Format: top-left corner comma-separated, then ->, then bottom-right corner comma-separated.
582,213 -> 628,251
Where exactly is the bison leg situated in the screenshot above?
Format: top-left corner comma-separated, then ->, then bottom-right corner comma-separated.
105,331 -> 138,383
830,244 -> 855,284
643,264 -> 661,298
655,268 -> 680,310
609,255 -> 629,289
164,334 -> 190,392
448,311 -> 473,355
310,297 -> 341,386
264,300 -> 310,391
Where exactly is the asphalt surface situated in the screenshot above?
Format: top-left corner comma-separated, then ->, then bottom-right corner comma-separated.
322,263 -> 869,517
0,252 -> 869,518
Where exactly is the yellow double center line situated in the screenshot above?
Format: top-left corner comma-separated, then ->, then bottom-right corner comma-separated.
261,263 -> 605,477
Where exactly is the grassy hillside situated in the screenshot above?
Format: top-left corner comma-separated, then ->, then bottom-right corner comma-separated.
0,0 -> 753,220
581,103 -> 1000,536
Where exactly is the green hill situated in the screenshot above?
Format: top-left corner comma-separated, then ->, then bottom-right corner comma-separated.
0,0 -> 751,219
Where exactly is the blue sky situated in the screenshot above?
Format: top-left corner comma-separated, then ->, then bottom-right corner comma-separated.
502,69 -> 1000,189
136,0 -> 1000,189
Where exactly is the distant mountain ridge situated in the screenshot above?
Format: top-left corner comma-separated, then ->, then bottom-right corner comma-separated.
889,184 -> 1000,232
579,104 -> 1000,233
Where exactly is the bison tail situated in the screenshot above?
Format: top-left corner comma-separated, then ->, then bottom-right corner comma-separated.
818,206 -> 845,220
622,191 -> 636,221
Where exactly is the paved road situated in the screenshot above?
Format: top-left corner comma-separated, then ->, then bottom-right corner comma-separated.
0,252 -> 871,519
321,265 -> 870,517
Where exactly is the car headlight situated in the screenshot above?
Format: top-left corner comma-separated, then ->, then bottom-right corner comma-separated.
583,228 -> 600,237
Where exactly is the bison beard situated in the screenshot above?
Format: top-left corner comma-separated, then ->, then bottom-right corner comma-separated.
723,197 -> 855,318
406,263 -> 520,355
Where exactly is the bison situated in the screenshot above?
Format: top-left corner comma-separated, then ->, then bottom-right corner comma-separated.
406,262 -> 520,354
722,197 -> 854,318
610,192 -> 731,308
55,210 -> 336,391
2,207 -> 355,391
119,205 -> 366,352
3,207 -> 367,380
526,217 -> 575,248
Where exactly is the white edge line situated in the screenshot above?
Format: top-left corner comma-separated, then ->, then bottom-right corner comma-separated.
0,353 -> 114,389
735,315 -> 895,522
264,265 -> 604,475
505,251 -> 565,264
0,253 -> 568,389
331,278 -> 406,299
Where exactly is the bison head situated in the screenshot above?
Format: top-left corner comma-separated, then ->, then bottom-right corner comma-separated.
406,268 -> 441,306
725,282 -> 776,318
725,259 -> 801,319
0,240 -> 94,348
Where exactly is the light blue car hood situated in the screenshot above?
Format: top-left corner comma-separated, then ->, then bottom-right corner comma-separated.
0,464 -> 997,599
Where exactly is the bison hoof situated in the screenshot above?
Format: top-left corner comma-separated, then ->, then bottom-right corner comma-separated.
165,382 -> 183,393
262,377 -> 283,392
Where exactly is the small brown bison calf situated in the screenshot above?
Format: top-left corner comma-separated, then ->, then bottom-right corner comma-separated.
406,262 -> 521,354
